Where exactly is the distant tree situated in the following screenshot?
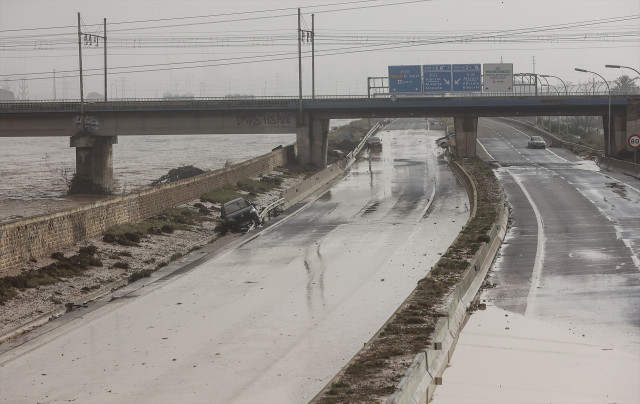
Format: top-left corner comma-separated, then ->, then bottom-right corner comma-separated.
0,88 -> 15,101
612,74 -> 639,94
224,94 -> 256,99
162,92 -> 194,99
18,79 -> 28,100
86,92 -> 104,100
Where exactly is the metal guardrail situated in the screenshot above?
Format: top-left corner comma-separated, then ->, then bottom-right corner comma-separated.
496,117 -> 604,156
349,122 -> 382,160
259,198 -> 285,222
596,156 -> 640,178
1,91 -> 637,111
496,117 -> 640,178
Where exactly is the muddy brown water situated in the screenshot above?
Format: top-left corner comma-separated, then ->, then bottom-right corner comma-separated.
0,133 -> 295,223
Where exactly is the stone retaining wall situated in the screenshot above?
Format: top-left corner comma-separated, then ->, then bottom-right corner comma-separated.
0,147 -> 291,276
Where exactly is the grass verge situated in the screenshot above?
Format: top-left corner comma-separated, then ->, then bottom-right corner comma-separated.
102,207 -> 209,246
0,246 -> 102,305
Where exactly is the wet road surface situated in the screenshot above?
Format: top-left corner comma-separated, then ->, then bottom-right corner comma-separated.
0,118 -> 469,403
434,118 -> 640,403
480,119 -> 640,338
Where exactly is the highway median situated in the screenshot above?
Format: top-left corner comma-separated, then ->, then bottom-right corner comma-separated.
312,156 -> 506,404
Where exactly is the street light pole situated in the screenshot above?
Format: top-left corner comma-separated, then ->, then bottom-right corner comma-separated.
540,74 -> 567,95
538,75 -> 551,131
541,74 -> 568,134
605,64 -> 640,77
575,68 -> 612,156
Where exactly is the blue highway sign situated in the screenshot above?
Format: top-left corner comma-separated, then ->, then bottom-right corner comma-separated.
422,64 -> 452,92
388,65 -> 422,93
452,64 -> 481,92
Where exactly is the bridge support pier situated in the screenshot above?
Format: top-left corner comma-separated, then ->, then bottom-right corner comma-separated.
70,135 -> 118,194
454,117 -> 478,158
296,115 -> 329,168
627,99 -> 640,153
604,114 -> 634,156
612,115 -> 627,155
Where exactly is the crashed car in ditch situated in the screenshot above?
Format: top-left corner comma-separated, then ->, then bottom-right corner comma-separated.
220,197 -> 260,231
366,136 -> 383,151
436,133 -> 455,148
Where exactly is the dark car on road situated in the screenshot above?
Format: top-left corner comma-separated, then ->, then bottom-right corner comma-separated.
220,197 -> 260,231
527,136 -> 546,149
366,136 -> 383,151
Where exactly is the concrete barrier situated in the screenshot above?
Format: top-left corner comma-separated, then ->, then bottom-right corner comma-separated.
386,161 -> 509,404
281,123 -> 382,209
596,155 -> 640,178
281,164 -> 345,208
497,117 -> 640,178
495,117 -> 603,155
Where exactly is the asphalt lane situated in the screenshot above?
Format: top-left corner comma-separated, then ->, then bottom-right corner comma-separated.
0,118 -> 469,403
481,119 -> 640,338
434,118 -> 640,403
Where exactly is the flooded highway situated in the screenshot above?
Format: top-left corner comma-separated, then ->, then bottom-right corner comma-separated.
0,133 -> 297,199
433,118 -> 640,403
0,118 -> 469,403
0,132 -> 296,223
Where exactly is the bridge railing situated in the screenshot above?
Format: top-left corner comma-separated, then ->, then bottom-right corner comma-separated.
2,90 -> 636,111
348,122 -> 382,161
0,97 -> 299,111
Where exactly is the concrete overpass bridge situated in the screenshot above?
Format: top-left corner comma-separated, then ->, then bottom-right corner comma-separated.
1,95 -> 638,192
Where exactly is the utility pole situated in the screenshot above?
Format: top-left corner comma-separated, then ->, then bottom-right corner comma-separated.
77,12 -> 85,134
297,8 -> 303,124
78,15 -> 107,101
532,56 -> 536,74
311,14 -> 315,99
104,18 -> 107,101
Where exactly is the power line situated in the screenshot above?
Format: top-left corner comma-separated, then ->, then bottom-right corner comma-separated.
2,8 -> 637,84
4,37 -> 638,83
0,0 -> 427,36
3,13 -> 636,50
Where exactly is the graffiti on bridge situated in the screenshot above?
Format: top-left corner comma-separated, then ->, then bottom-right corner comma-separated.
235,113 -> 294,127
73,115 -> 101,129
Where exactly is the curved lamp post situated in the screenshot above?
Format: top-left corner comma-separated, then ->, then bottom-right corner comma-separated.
576,68 -> 611,156
540,74 -> 567,133
605,64 -> 640,77
540,74 -> 567,95
537,75 -> 551,131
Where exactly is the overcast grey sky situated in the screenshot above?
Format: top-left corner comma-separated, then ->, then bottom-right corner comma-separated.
1,0 -> 638,99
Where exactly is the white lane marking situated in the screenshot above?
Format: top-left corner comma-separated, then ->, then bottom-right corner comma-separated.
544,147 -> 571,163
619,233 -> 640,270
477,136 -> 496,161
615,177 -> 640,196
479,121 -> 533,164
417,178 -> 437,222
508,168 -> 546,317
486,119 -> 571,164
